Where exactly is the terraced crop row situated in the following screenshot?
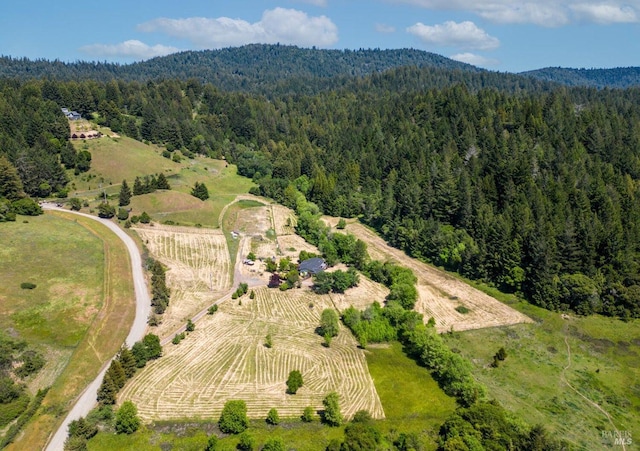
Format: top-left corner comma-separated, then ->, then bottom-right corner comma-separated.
133,226 -> 232,336
119,286 -> 384,421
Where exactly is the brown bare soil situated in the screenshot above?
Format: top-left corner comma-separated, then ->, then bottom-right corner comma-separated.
327,219 -> 532,333
118,287 -> 384,421
133,224 -> 232,337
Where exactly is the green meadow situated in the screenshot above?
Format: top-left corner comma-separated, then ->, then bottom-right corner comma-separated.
69,135 -> 254,228
0,214 -> 104,347
443,300 -> 640,450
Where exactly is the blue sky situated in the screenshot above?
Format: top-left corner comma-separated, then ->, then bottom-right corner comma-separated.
1,0 -> 639,73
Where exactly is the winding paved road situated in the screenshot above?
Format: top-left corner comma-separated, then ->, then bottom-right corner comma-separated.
42,205 -> 150,451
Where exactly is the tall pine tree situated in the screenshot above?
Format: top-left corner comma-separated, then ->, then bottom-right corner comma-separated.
119,180 -> 132,206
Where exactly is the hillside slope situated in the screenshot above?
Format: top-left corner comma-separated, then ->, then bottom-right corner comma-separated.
0,44 -> 479,89
522,66 -> 640,88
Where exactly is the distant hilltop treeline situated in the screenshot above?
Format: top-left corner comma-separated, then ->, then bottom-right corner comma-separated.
1,44 -> 639,92
522,66 -> 640,89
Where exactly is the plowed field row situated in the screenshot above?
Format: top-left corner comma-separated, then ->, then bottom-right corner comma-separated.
334,220 -> 532,332
119,286 -> 384,421
133,226 -> 232,337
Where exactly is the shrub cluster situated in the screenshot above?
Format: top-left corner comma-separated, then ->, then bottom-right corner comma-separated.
312,268 -> 359,294
231,282 -> 249,299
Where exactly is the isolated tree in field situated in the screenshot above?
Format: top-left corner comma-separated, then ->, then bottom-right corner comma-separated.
266,407 -> 280,425
322,392 -> 343,426
139,211 -> 151,224
286,370 -> 303,394
218,400 -> 249,434
302,406 -> 314,422
117,208 -> 129,221
191,181 -> 209,200
118,179 -> 131,206
262,437 -> 286,451
115,401 -> 140,434
186,319 -> 195,332
319,308 -> 339,338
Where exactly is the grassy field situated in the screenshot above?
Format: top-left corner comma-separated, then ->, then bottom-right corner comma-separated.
442,300 -> 640,450
87,419 -> 346,451
68,135 -> 254,228
70,135 -> 179,193
365,342 -> 457,450
0,214 -> 103,347
1,212 -> 136,451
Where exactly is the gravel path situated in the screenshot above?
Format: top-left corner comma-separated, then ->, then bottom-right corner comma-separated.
42,205 -> 150,451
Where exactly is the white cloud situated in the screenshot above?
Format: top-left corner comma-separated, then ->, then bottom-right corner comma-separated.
138,8 -> 338,49
407,21 -> 500,50
79,40 -> 179,60
375,23 -> 396,33
451,52 -> 500,67
389,0 -> 639,26
571,3 -> 638,23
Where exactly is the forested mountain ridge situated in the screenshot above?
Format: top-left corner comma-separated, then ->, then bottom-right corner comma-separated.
3,44 -> 640,92
522,66 -> 640,88
0,45 -> 481,92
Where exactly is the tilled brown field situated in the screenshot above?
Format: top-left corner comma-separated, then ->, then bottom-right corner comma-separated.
133,225 -> 232,337
326,219 -> 532,333
118,286 -> 384,421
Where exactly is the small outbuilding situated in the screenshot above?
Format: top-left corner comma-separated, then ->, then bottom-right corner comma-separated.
299,257 -> 327,277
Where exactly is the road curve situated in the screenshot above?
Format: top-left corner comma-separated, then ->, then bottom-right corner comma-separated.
42,205 -> 150,451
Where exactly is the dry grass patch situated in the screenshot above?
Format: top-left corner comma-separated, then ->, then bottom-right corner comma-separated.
119,287 -> 384,422
271,204 -> 296,235
9,211 -> 135,451
277,234 -> 318,260
331,277 -> 390,312
337,221 -> 532,333
133,225 -> 232,338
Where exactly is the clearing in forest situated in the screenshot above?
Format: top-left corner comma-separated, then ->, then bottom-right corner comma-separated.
118,286 -> 384,421
330,219 -> 532,333
133,224 -> 232,338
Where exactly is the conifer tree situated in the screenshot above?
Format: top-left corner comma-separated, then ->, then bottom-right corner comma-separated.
118,179 -> 132,206
117,346 -> 137,378
156,173 -> 170,190
132,176 -> 144,196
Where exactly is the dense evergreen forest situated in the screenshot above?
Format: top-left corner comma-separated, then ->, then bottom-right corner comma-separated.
2,62 -> 640,319
523,66 -> 640,89
0,45 -> 478,93
3,44 -> 640,91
